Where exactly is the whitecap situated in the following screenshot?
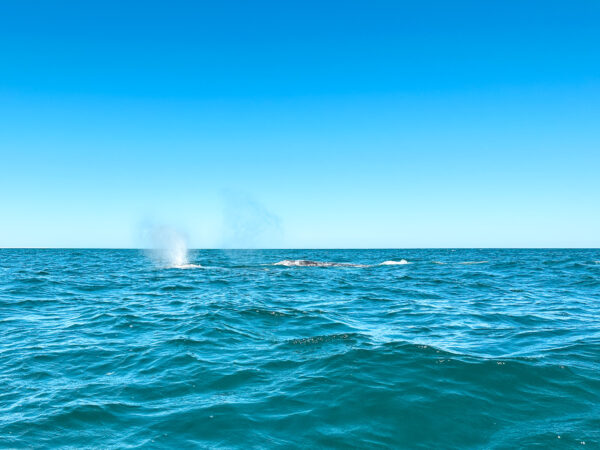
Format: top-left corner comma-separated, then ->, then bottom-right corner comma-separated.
458,261 -> 488,265
380,260 -> 409,265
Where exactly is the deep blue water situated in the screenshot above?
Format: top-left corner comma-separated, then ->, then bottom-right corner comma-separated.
1,249 -> 599,448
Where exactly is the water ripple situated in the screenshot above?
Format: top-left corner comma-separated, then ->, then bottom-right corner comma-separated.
1,249 -> 599,447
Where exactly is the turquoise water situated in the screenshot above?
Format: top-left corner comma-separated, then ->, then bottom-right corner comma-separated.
1,249 -> 599,448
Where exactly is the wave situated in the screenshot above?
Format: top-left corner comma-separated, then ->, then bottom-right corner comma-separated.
3,249 -> 599,448
458,261 -> 489,265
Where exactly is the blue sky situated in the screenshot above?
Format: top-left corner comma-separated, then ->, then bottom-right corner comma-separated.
1,0 -> 599,248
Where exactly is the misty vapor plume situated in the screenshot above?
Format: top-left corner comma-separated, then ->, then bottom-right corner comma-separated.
141,224 -> 200,269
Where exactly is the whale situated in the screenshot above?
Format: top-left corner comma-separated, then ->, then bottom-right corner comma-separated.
273,259 -> 409,267
274,259 -> 369,267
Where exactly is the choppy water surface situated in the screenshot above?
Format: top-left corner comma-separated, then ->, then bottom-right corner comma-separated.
1,249 -> 599,448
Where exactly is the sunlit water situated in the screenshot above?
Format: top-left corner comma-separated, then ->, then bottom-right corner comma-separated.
1,249 -> 599,448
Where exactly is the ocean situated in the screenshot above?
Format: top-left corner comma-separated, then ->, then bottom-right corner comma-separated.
1,249 -> 599,448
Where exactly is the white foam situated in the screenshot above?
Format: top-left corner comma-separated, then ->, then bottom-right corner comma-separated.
458,261 -> 488,265
380,260 -> 409,265
274,260 -> 306,266
171,263 -> 203,269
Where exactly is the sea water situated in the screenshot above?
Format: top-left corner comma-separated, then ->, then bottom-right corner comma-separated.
1,249 -> 599,448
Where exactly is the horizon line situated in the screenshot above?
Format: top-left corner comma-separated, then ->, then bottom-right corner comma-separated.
1,247 -> 599,250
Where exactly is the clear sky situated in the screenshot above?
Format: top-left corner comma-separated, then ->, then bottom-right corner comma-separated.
1,0 -> 599,248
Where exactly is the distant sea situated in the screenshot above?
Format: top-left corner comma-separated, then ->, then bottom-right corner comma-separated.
1,249 -> 599,448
